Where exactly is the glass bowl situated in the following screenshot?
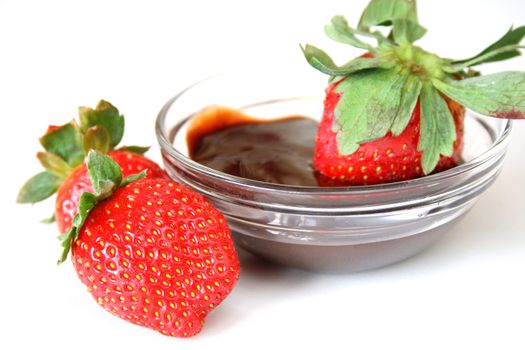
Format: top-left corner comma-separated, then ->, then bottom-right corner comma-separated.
155,73 -> 512,273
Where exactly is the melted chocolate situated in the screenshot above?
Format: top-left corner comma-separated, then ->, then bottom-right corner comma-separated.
187,106 -> 318,186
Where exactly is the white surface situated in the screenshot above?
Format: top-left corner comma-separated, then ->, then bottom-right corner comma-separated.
1,0 -> 524,349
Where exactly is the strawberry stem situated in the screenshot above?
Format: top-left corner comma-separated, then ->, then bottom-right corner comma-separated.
382,43 -> 446,81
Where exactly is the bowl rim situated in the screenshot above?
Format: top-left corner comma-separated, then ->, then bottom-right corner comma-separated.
155,80 -> 513,196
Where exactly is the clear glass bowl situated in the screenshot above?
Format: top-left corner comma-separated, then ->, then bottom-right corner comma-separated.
155,73 -> 512,273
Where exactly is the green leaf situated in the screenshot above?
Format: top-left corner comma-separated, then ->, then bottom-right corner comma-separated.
333,68 -> 420,155
327,15 -> 395,50
418,83 -> 456,174
392,18 -> 427,44
446,44 -> 525,73
41,213 -> 56,224
359,0 -> 418,27
17,171 -> 63,203
301,44 -> 382,76
121,170 -> 147,187
37,151 -> 71,178
325,16 -> 376,51
83,125 -> 111,154
452,26 -> 525,66
39,121 -> 84,167
78,100 -> 124,149
116,145 -> 151,155
57,192 -> 97,264
390,74 -> 422,135
433,72 -> 525,119
358,0 -> 426,43
86,149 -> 122,197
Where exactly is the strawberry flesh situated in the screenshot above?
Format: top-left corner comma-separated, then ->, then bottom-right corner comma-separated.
314,81 -> 465,186
56,151 -> 168,232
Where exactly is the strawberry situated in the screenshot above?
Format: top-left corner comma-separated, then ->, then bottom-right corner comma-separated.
17,100 -> 167,231
302,0 -> 525,185
314,80 -> 465,185
59,150 -> 240,337
55,150 -> 167,232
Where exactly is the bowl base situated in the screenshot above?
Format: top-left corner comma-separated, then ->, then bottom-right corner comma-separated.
231,216 -> 463,274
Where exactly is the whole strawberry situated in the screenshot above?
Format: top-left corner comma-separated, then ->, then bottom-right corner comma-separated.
303,0 -> 525,185
59,150 -> 240,337
17,100 -> 167,231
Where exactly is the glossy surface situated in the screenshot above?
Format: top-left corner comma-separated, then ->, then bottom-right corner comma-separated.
188,106 -> 318,186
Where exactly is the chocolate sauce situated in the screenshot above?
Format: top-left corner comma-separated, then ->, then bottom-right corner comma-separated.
187,106 -> 318,186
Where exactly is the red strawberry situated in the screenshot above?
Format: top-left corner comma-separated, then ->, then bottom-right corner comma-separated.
56,150 -> 167,232
17,100 -> 168,231
303,1 -> 525,186
314,80 -> 465,186
60,151 -> 240,337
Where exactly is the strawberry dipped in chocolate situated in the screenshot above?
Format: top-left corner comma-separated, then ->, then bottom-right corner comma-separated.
303,0 -> 525,185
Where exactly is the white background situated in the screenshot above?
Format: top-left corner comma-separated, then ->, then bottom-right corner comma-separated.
1,0 -> 524,349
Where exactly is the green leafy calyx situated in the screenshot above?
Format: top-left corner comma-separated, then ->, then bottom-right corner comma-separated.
17,100 -> 150,205
303,0 -> 525,174
382,43 -> 446,82
79,100 -> 124,148
16,172 -> 63,204
58,150 -> 146,264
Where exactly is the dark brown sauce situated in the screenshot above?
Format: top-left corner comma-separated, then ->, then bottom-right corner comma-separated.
187,106 -> 319,186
